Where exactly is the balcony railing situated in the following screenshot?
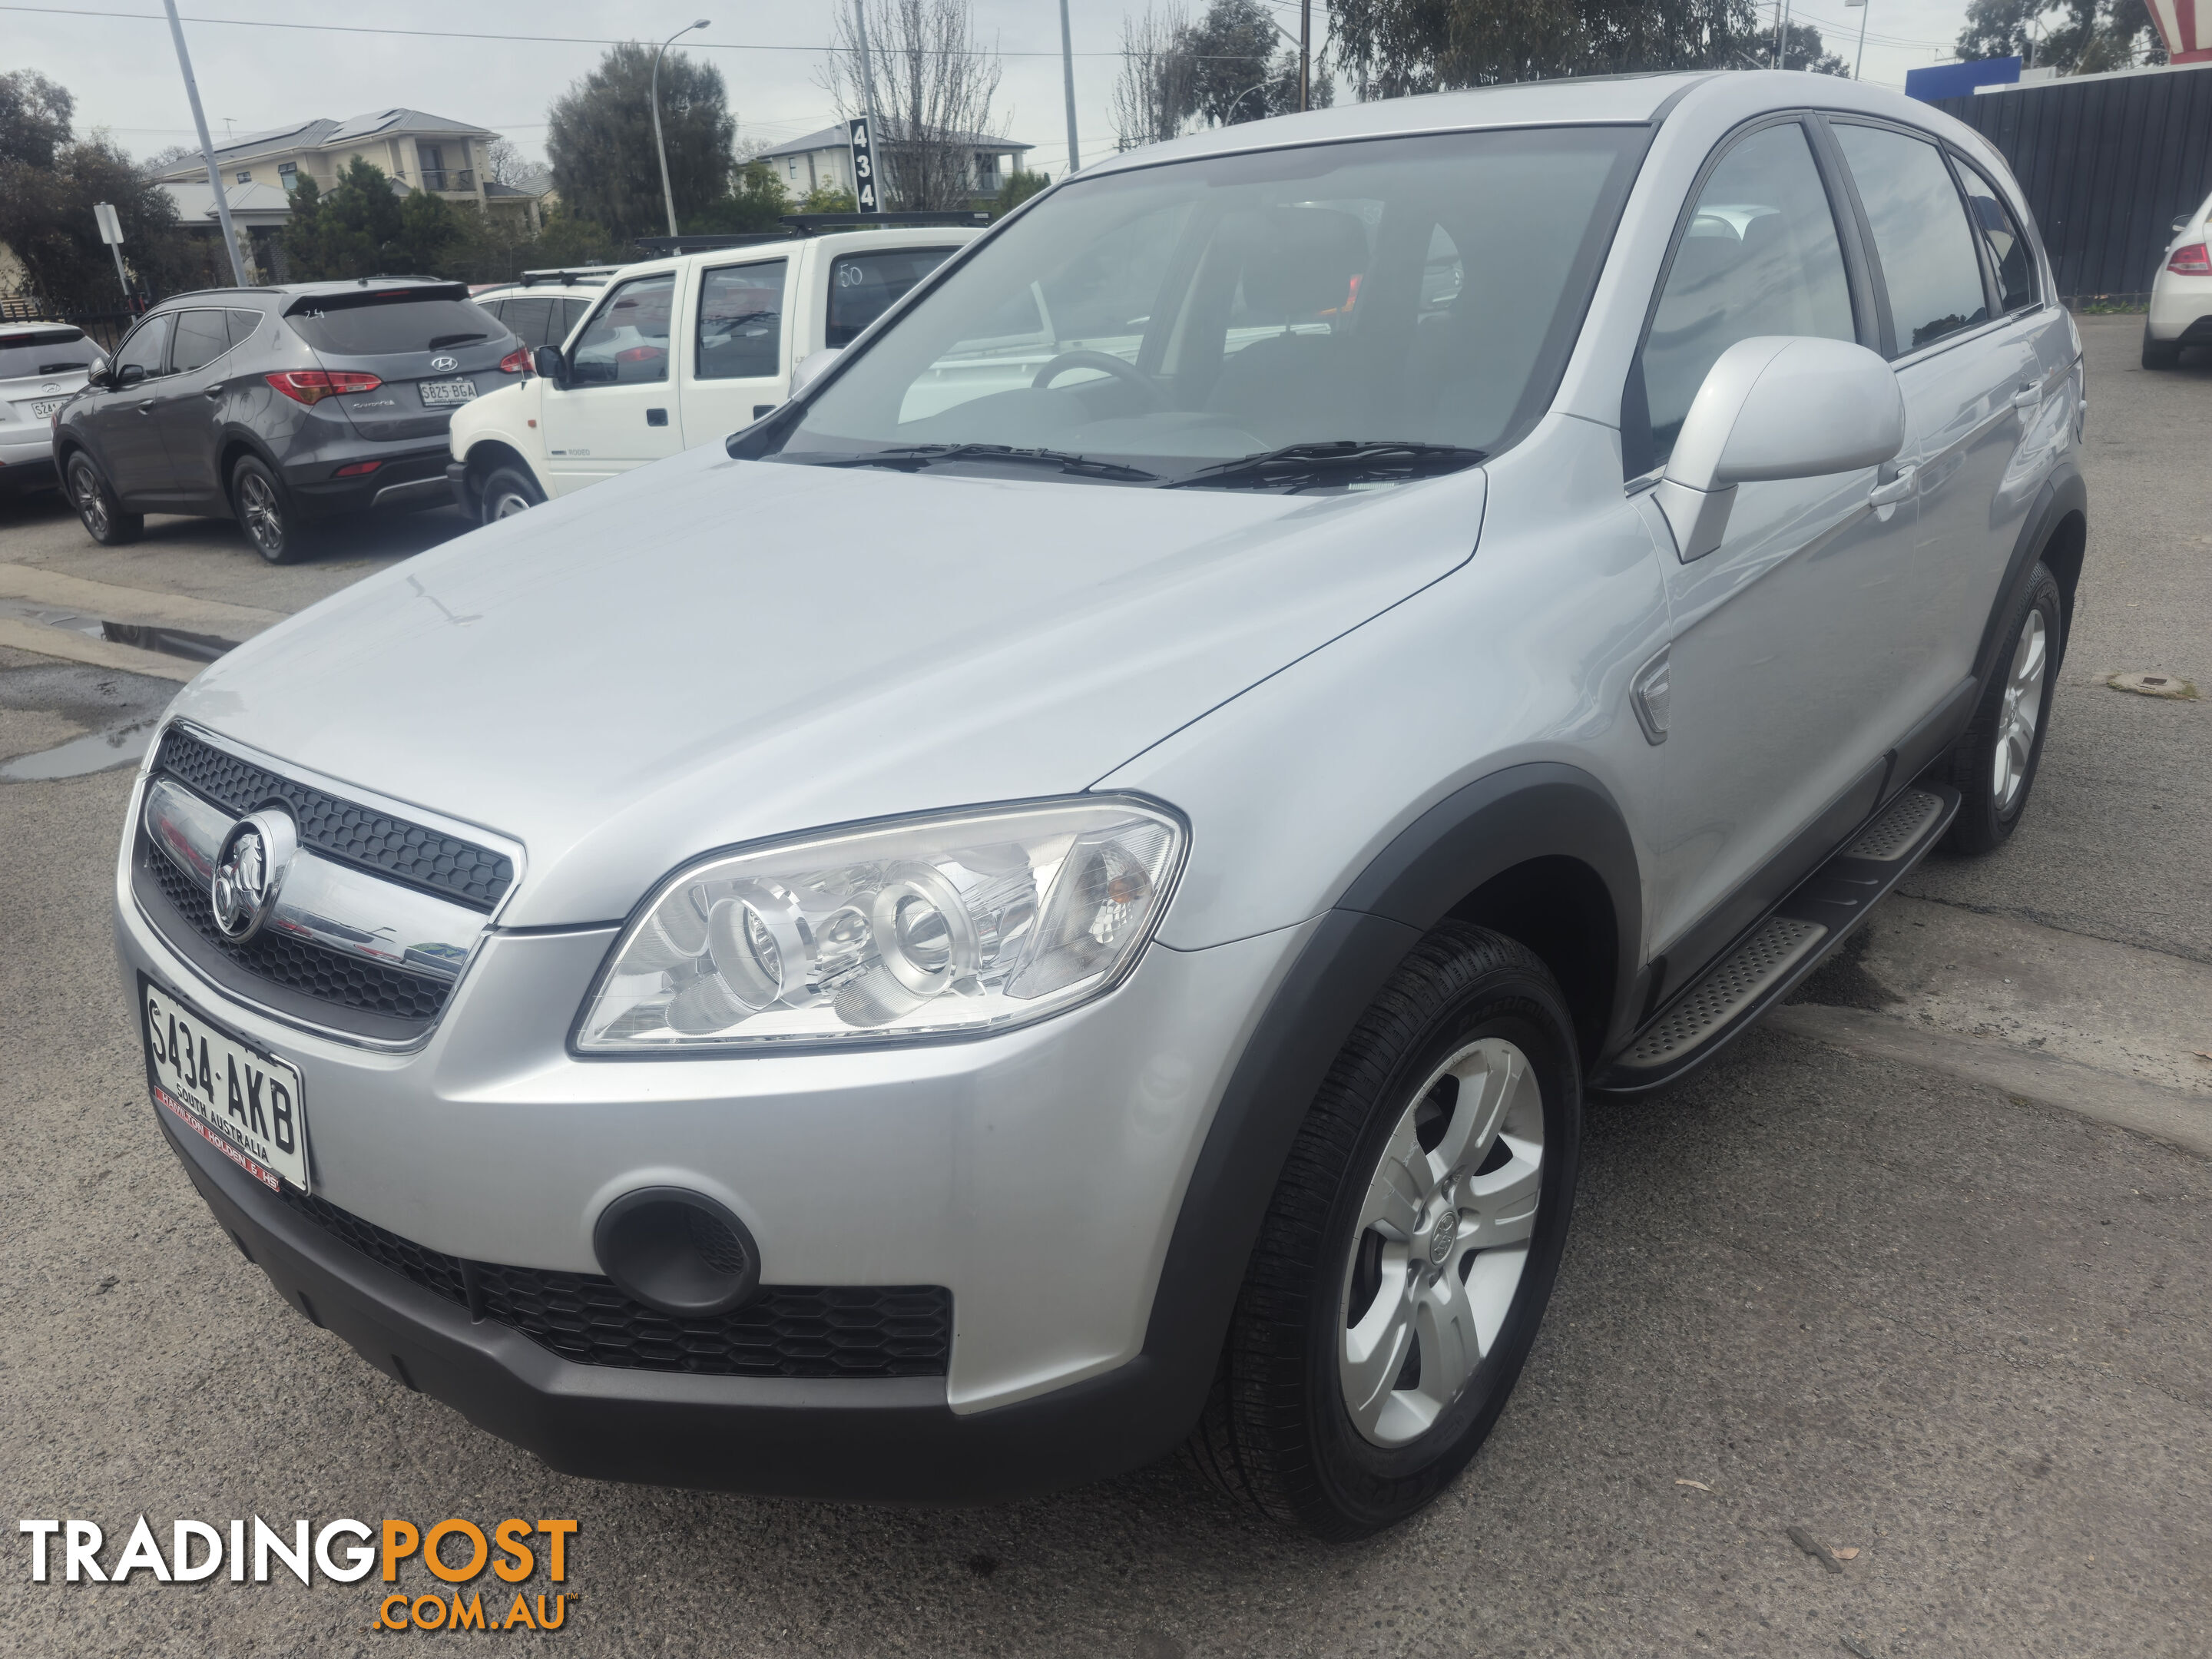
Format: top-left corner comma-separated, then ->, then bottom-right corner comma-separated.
419,168 -> 475,192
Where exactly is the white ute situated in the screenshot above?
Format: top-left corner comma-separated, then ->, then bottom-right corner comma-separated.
446,223 -> 979,522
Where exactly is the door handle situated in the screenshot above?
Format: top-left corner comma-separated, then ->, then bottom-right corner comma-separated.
204,385 -> 223,399
2012,382 -> 2041,409
1867,463 -> 1917,508
645,407 -> 668,427
135,399 -> 157,413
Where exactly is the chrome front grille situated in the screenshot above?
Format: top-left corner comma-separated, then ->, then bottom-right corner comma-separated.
133,727 -> 508,1044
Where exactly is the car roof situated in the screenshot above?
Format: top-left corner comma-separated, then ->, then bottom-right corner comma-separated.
604,224 -> 983,283
1075,69 -> 1960,179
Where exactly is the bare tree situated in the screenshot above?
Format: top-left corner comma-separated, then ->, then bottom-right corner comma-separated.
481,136 -> 531,187
824,0 -> 1005,210
1113,4 -> 1196,151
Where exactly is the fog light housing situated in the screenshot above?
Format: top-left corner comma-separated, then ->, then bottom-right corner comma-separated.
591,1187 -> 761,1316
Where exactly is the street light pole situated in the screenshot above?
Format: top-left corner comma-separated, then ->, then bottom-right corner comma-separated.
160,0 -> 247,287
852,0 -> 891,207
1847,0 -> 1869,79
1299,0 -> 1310,111
1058,0 -> 1081,177
652,19 -> 711,240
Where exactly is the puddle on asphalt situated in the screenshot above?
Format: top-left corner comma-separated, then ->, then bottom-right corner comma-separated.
0,598 -> 240,664
0,718 -> 157,782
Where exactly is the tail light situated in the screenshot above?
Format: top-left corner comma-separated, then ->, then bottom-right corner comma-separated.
499,348 -> 531,375
2168,243 -> 2212,274
264,369 -> 382,405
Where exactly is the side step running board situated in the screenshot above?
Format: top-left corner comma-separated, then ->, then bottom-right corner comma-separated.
1590,783 -> 1960,1096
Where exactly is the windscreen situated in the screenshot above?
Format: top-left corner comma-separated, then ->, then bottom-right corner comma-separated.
0,327 -> 98,379
773,126 -> 1645,484
286,293 -> 511,356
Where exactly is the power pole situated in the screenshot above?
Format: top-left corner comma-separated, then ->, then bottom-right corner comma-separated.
161,0 -> 247,286
1059,0 -> 1081,176
1847,0 -> 1869,79
1299,0 -> 1311,111
853,0 -> 892,205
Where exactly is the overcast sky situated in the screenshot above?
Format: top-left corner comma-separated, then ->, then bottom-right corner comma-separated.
12,0 -> 1980,177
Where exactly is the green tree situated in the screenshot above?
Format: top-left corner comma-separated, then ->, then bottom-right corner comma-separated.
688,159 -> 789,233
1333,0 -> 1773,98
530,210 -> 616,269
389,188 -> 467,276
0,68 -> 74,169
796,181 -> 857,214
1955,0 -> 2165,72
0,104 -> 197,311
990,169 -> 1048,217
547,42 -> 735,243
282,157 -> 405,279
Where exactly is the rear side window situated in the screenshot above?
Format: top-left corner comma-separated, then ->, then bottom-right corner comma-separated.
0,326 -> 98,379
570,273 -> 675,385
227,310 -> 263,348
826,247 -> 956,347
286,295 -> 504,356
556,298 -> 592,343
1955,161 -> 2037,313
697,260 -> 786,379
170,310 -> 232,373
114,313 -> 174,379
498,296 -> 555,346
1832,124 -> 1989,356
1630,121 -> 1856,473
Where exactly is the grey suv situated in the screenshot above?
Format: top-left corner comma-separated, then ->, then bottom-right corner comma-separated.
56,280 -> 522,562
114,73 -> 2083,1538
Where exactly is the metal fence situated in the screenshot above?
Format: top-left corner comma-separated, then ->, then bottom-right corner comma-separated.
1,291 -> 141,350
1933,62 -> 2212,303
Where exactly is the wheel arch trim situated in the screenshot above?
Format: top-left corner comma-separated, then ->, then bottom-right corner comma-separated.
1127,763 -> 1642,1446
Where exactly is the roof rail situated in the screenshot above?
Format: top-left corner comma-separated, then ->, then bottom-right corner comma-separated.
514,266 -> 624,285
631,231 -> 796,256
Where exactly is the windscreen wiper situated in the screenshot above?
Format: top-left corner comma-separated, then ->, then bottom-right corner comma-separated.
791,443 -> 1161,483
1165,439 -> 1485,491
427,333 -> 489,349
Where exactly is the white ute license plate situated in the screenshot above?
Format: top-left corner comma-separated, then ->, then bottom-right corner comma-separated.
418,377 -> 477,407
142,981 -> 309,1191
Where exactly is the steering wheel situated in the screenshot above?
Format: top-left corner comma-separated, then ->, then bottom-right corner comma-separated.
1031,349 -> 1166,409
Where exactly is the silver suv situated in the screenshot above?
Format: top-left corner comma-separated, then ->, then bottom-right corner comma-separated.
116,72 -> 2083,1538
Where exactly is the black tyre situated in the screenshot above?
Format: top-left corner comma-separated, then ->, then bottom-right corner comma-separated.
230,454 -> 312,565
65,452 -> 142,545
2142,322 -> 2182,370
1945,560 -> 2062,856
478,462 -> 545,525
1187,922 -> 1583,1539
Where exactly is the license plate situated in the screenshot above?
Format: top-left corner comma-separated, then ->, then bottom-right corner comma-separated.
29,399 -> 65,419
141,979 -> 310,1192
418,377 -> 477,407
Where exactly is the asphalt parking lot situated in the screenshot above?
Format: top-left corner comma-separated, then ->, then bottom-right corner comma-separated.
2,316 -> 2207,1657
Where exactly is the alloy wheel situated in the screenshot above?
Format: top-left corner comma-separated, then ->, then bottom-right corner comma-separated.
1338,1037 -> 1545,1448
490,487 -> 534,520
1993,608 -> 2048,814
71,462 -> 108,537
238,471 -> 283,555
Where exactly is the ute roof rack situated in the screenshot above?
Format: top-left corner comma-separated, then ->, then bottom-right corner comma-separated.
631,211 -> 990,257
512,267 -> 623,286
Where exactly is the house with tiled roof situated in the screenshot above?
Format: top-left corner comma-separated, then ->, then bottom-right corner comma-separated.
754,124 -> 1032,201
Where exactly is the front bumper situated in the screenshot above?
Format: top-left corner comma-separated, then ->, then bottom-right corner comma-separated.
154,1098 -> 1203,1500
116,777 -> 1312,1488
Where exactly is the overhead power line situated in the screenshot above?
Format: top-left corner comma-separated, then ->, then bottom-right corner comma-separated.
0,4 -> 1266,60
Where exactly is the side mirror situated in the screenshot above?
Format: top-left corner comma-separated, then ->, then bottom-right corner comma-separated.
1652,336 -> 1904,563
2174,214 -> 2192,235
790,346 -> 843,399
114,363 -> 147,388
531,346 -> 568,389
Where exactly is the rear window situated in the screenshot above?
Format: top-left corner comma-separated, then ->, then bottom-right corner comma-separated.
285,293 -> 511,356
0,326 -> 98,379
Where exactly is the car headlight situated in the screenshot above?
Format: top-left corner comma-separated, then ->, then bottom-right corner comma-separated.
575,796 -> 1186,1051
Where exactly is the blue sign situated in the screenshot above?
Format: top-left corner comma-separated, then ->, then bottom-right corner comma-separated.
1906,56 -> 2022,103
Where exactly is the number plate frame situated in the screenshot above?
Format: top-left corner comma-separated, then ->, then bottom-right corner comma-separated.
140,975 -> 310,1193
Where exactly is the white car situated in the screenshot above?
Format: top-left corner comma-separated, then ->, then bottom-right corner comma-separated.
2145,188 -> 2212,368
446,227 -> 977,522
1,322 -> 105,499
469,267 -> 618,357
